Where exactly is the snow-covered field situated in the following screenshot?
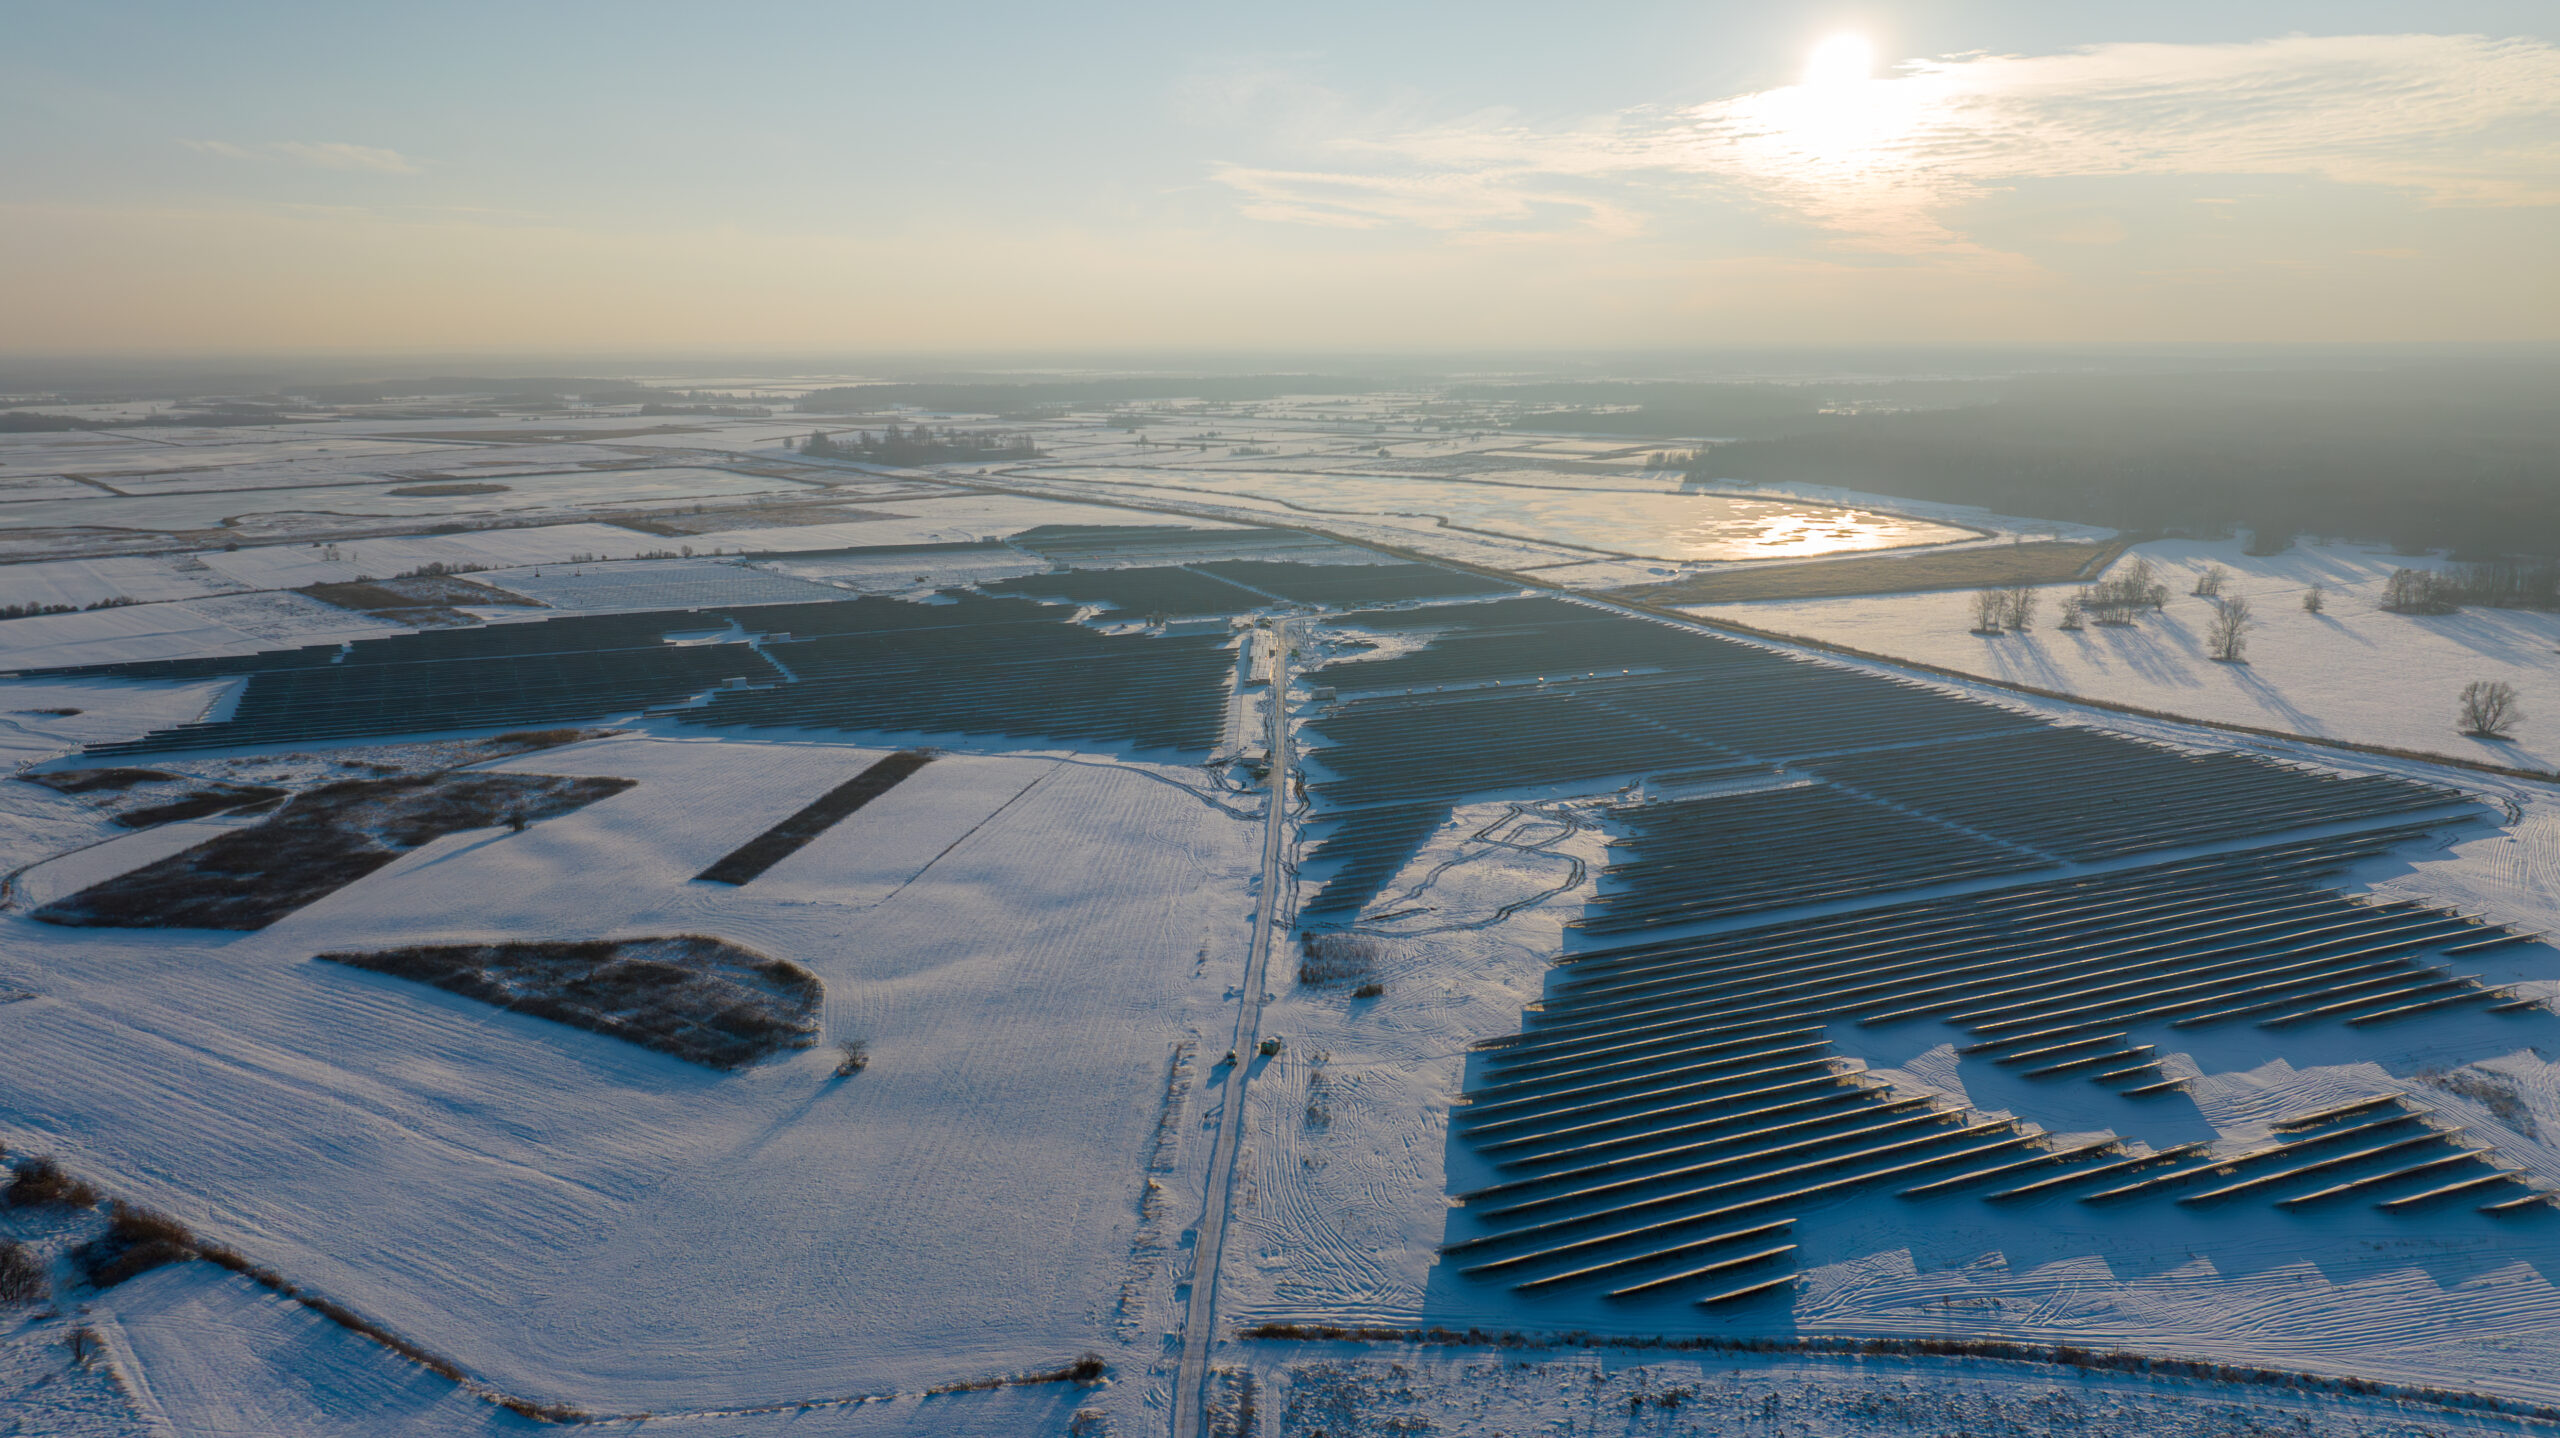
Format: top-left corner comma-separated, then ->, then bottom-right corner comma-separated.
8,398 -> 2560,1436
1002,466 -> 1981,564
0,731 -> 1262,1413
1687,538 -> 2560,773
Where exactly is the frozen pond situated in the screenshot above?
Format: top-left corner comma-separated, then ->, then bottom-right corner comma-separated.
1036,466 -> 1981,561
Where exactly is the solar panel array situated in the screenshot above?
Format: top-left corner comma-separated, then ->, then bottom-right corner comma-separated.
1293,596 -> 2466,932
1805,727 -> 2459,862
51,589 -> 1244,757
682,598 -> 1237,752
1195,559 -> 1515,607
978,565 -> 1260,617
1580,784 -> 2049,934
1445,831 -> 2539,1305
1296,805 -> 1451,928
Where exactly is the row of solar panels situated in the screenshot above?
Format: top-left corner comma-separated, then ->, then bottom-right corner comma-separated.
1445,833 -> 2542,1304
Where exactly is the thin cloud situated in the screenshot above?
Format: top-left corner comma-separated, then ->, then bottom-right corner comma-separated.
183,138 -> 422,174
1217,33 -> 2560,252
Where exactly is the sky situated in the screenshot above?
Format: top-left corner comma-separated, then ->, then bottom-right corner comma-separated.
4,1 -> 2557,354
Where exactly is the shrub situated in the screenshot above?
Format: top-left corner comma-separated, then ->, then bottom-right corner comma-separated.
834,1040 -> 870,1077
0,1242 -> 45,1304
2383,567 -> 2459,614
2302,583 -> 2327,614
1353,982 -> 1385,999
6,1157 -> 98,1210
2459,680 -> 2523,738
1298,933 -> 1385,985
78,1202 -> 197,1288
1067,1353 -> 1107,1384
2207,595 -> 2252,663
1259,1036 -> 1285,1058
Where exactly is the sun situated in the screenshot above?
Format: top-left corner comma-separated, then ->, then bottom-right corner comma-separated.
1804,32 -> 1875,87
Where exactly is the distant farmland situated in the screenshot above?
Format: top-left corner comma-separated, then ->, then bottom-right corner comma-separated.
1621,538 -> 2129,604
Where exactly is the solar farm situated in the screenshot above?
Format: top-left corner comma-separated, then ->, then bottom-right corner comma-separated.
0,455 -> 2557,1435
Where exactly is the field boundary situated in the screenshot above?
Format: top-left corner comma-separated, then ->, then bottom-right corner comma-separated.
1237,1324 -> 2560,1427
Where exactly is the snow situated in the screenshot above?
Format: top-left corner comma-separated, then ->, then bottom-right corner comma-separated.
1685,538 -> 2560,773
193,524 -> 681,590
0,733 -> 1262,1412
478,558 -> 847,612
0,555 -> 245,611
0,593 -> 398,670
1012,466 -> 1980,563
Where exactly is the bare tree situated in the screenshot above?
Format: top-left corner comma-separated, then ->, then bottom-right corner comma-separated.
1999,585 -> 2037,631
2057,597 -> 2085,631
2192,564 -> 2228,598
2207,594 -> 2252,662
1969,588 -> 2007,634
2384,567 -> 2458,614
2459,679 -> 2523,738
2302,582 -> 2327,615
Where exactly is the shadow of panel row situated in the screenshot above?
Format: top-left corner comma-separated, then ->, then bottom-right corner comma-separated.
977,565 -> 1261,617
1804,727 -> 2466,862
1577,783 -> 2051,934
1894,1094 -> 2545,1218
1444,830 -> 2547,1303
1296,804 -> 1452,928
1525,827 -> 2522,1092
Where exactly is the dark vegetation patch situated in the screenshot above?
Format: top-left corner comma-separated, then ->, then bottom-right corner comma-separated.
1621,539 -> 2127,604
801,422 -> 1039,464
77,1202 -> 195,1288
1691,367 -> 2560,557
696,749 -> 934,885
297,573 -> 537,624
6,1156 -> 99,1209
387,482 -> 510,497
318,935 -> 822,1069
32,773 -> 633,930
19,767 -> 182,796
111,782 -> 290,828
618,504 -> 903,536
17,765 -> 289,827
1,597 -> 140,620
0,1242 -> 42,1304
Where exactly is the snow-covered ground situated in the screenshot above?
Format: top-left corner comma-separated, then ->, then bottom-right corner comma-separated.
0,731 -> 1263,1414
1686,538 -> 2560,773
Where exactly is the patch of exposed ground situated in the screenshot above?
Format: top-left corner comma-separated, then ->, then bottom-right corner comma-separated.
15,767 -> 288,829
31,772 -> 633,929
317,935 -> 822,1069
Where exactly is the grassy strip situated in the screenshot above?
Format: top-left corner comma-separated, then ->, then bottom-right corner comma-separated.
696,749 -> 935,885
1238,1324 -> 2560,1425
925,1354 -> 1108,1394
1616,538 -> 2131,605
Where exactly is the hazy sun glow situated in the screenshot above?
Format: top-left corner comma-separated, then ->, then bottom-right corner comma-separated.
1804,33 -> 1875,87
